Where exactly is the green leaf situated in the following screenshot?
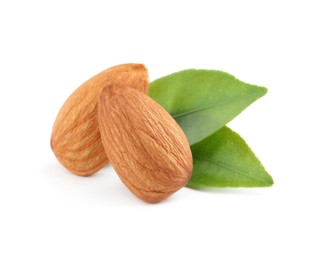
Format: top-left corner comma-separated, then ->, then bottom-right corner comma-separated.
187,126 -> 273,188
149,69 -> 267,145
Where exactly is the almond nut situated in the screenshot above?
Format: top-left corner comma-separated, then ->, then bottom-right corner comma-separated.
51,64 -> 149,176
98,87 -> 193,203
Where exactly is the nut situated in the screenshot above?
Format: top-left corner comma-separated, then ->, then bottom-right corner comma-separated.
98,87 -> 193,203
51,64 -> 149,176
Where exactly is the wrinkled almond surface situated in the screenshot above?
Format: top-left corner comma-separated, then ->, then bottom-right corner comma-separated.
51,64 -> 149,176
98,87 -> 193,203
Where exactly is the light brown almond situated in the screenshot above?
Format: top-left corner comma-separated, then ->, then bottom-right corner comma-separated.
98,87 -> 193,203
51,64 -> 149,176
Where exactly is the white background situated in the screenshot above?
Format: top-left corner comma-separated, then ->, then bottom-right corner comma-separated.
1,0 -> 333,259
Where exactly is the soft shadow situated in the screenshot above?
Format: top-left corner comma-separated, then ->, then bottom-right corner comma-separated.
41,161 -> 112,179
186,186 -> 272,196
41,161 -> 139,206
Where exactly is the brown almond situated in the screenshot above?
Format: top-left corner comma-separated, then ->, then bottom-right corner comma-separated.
98,87 -> 193,203
51,64 -> 149,176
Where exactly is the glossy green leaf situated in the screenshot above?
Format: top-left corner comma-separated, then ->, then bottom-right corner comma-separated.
149,69 -> 267,145
187,127 -> 273,188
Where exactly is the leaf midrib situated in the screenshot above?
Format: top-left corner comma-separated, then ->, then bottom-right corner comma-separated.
193,155 -> 268,184
172,91 -> 263,119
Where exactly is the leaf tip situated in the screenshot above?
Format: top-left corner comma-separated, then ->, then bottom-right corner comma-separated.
262,172 -> 274,187
257,85 -> 268,97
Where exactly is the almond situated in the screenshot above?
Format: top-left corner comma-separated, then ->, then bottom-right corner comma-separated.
51,64 -> 149,176
98,87 -> 193,203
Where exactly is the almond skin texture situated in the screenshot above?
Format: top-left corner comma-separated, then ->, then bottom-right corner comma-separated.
98,87 -> 193,203
51,64 -> 149,176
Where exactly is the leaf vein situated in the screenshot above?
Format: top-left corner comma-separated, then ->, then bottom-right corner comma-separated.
194,156 -> 267,183
172,91 -> 263,119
